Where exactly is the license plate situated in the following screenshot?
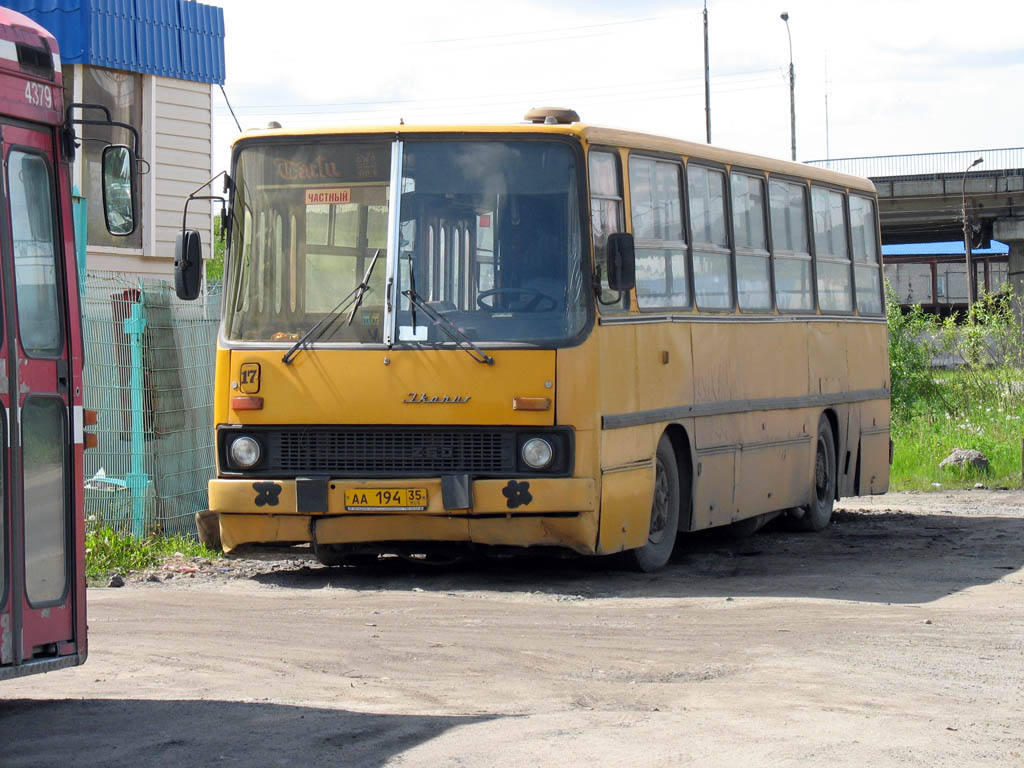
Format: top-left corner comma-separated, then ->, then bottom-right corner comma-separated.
344,487 -> 428,511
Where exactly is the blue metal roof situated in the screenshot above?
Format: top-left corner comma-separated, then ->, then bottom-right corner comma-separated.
7,0 -> 224,84
883,240 -> 1009,257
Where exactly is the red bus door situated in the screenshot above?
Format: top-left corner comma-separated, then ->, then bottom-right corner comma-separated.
0,121 -> 75,672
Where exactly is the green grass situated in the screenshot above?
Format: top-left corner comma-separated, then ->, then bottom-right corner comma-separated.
886,284 -> 1024,491
892,406 -> 1024,490
85,525 -> 219,582
890,366 -> 1024,491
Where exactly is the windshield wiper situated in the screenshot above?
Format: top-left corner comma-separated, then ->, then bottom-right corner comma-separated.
282,249 -> 381,365
401,288 -> 495,365
347,249 -> 381,326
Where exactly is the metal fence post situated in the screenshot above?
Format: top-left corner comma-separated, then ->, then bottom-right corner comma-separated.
123,297 -> 149,538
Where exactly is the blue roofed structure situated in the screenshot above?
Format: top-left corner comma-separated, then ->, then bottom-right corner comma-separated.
883,240 -> 1009,257
6,0 -> 224,83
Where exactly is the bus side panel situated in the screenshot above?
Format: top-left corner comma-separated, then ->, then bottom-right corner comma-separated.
691,443 -> 735,529
734,409 -> 813,518
634,320 -> 693,414
806,321 -> 849,399
596,465 -> 654,553
689,320 -> 812,527
837,403 -> 860,498
846,321 -> 891,496
859,397 -> 891,495
590,323 -> 661,553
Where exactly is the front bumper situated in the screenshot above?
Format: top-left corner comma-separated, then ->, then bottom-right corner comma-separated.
209,476 -> 598,554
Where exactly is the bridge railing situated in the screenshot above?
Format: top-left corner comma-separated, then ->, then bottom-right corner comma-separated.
804,148 -> 1024,181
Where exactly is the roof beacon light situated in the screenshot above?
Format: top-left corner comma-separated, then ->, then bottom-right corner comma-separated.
524,107 -> 580,125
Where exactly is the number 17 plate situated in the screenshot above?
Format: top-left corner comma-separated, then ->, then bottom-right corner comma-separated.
344,487 -> 428,511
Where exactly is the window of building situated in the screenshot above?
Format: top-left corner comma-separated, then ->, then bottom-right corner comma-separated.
769,179 -> 813,311
732,172 -> 771,310
590,150 -> 628,311
629,155 -> 688,309
82,67 -> 143,249
688,165 -> 731,310
811,186 -> 852,312
850,195 -> 882,315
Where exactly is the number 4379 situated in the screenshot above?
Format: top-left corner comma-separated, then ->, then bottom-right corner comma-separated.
24,82 -> 53,109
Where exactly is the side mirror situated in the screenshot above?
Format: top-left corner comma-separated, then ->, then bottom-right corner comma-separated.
175,229 -> 203,300
606,232 -> 636,292
101,144 -> 136,236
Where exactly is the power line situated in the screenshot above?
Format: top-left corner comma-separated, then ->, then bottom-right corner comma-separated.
212,68 -> 783,115
406,11 -> 699,46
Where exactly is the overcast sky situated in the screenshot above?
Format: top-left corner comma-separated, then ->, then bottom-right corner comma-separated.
210,0 -> 1022,174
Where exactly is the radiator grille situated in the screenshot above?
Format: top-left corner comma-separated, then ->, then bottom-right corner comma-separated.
266,428 -> 516,476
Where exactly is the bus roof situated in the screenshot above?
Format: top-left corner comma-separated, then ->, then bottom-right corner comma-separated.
233,120 -> 876,194
0,7 -> 58,52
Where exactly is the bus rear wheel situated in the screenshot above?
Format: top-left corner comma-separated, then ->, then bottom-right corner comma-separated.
623,434 -> 680,572
785,416 -> 836,532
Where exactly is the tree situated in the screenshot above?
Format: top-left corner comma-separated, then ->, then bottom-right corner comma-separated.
206,216 -> 225,283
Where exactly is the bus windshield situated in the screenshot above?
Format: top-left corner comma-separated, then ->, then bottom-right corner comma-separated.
226,138 -> 588,345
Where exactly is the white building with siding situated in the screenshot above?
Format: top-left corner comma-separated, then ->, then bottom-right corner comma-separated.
12,0 -> 225,278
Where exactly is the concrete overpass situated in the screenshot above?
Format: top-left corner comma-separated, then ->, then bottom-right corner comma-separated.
807,148 -> 1024,306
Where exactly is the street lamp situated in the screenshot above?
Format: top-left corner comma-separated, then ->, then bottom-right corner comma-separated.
962,156 -> 983,309
780,11 -> 795,161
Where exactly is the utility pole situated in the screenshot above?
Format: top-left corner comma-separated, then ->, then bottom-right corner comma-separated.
704,1 -> 711,144
780,12 -> 795,161
824,53 -> 830,164
962,157 -> 984,309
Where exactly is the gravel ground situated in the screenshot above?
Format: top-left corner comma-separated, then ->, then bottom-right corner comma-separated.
2,489 -> 1023,767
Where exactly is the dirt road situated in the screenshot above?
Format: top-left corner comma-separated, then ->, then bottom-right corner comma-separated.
2,490 -> 1023,767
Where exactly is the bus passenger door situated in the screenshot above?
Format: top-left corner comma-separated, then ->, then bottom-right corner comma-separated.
0,122 -> 75,670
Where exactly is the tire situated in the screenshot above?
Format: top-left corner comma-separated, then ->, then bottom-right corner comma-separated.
313,541 -> 347,567
786,416 -> 837,532
622,434 -> 680,572
314,541 -> 379,567
195,510 -> 222,552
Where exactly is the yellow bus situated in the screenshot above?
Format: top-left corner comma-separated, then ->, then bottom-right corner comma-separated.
176,108 -> 890,572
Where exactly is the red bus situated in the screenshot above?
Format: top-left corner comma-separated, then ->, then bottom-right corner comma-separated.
0,7 -> 137,680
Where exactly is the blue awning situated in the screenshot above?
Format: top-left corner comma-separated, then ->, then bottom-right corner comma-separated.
8,0 -> 224,84
883,240 -> 1009,257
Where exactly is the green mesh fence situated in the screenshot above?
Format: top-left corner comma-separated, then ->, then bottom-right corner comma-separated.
82,271 -> 221,537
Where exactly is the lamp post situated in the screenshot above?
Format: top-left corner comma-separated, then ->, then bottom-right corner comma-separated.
780,11 -> 795,161
962,157 -> 983,309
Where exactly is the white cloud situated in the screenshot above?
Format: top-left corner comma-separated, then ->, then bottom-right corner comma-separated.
212,0 -> 1024,173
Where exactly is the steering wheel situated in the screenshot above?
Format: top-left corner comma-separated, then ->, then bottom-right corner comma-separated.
476,288 -> 558,313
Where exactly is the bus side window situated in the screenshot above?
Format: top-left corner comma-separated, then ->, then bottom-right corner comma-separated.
732,172 -> 771,311
811,186 -> 852,313
769,179 -> 814,312
688,165 -> 732,310
589,150 -> 628,311
629,155 -> 688,309
850,195 -> 883,315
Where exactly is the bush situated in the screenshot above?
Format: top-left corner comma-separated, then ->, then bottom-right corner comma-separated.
887,283 -> 1024,490
885,281 -> 943,422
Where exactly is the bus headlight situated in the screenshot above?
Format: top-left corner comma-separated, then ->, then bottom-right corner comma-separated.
229,435 -> 262,468
521,437 -> 553,470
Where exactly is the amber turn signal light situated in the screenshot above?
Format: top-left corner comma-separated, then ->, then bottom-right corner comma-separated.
512,397 -> 551,411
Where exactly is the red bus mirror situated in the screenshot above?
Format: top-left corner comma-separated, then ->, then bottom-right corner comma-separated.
175,229 -> 203,300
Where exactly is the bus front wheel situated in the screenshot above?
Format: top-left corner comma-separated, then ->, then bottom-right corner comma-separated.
624,434 -> 680,572
785,416 -> 836,532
